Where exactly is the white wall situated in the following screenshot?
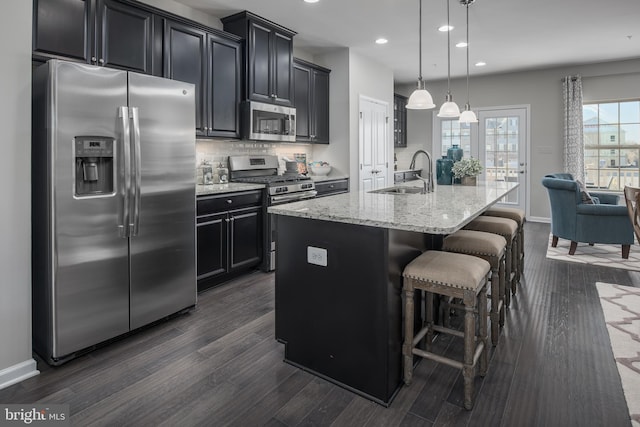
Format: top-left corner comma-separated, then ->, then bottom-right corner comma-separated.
312,49 -> 350,177
312,50 -> 394,190
0,0 -> 38,389
137,0 -> 222,28
348,53 -> 394,190
397,58 -> 640,219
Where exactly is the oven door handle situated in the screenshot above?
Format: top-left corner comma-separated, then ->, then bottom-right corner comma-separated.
270,190 -> 317,205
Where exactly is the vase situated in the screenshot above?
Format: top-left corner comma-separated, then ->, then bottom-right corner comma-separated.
461,176 -> 477,186
447,144 -> 463,162
436,156 -> 454,185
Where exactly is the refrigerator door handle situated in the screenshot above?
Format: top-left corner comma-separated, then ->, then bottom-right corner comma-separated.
130,107 -> 142,237
118,106 -> 131,238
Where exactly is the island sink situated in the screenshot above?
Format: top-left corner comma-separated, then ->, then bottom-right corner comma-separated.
369,186 -> 423,194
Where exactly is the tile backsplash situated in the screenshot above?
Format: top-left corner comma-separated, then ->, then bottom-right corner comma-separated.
196,139 -> 314,173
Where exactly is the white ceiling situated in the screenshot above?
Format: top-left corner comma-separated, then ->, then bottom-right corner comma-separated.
175,0 -> 640,84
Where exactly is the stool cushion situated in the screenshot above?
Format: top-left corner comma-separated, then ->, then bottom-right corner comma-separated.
403,250 -> 490,291
464,216 -> 518,240
483,207 -> 525,225
443,230 -> 507,262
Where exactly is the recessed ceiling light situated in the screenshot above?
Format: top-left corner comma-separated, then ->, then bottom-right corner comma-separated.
304,0 -> 319,3
438,25 -> 454,32
475,61 -> 486,67
456,41 -> 468,48
375,38 -> 388,45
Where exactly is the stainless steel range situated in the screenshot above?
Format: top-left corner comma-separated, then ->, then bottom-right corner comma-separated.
229,155 -> 317,271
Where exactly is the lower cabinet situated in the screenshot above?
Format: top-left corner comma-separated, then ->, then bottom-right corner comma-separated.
315,178 -> 349,198
197,191 -> 263,292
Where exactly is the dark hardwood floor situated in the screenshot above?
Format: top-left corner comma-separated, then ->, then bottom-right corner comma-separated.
1,222 -> 637,426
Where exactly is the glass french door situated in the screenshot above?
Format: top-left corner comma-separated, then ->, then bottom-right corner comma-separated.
478,107 -> 528,211
434,106 -> 528,212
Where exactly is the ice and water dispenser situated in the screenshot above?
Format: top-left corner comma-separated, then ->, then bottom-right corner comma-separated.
74,136 -> 115,197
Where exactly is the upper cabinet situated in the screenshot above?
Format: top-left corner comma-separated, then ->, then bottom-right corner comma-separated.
163,20 -> 242,139
162,20 -> 207,136
394,94 -> 408,148
33,0 -> 156,75
294,58 -> 330,144
222,12 -> 296,107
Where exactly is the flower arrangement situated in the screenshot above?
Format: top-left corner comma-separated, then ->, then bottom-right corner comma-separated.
452,157 -> 483,179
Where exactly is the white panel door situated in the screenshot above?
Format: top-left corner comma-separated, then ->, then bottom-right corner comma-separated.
359,97 -> 389,192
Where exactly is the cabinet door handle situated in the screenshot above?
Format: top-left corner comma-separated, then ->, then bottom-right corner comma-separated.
226,199 -> 233,204
271,94 -> 276,98
225,218 -> 230,223
91,56 -> 97,63
98,58 -> 105,65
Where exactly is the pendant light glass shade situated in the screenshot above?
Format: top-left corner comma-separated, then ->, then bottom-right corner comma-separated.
406,0 -> 435,110
407,80 -> 436,109
459,104 -> 478,123
438,0 -> 460,117
459,0 -> 477,124
438,94 -> 461,117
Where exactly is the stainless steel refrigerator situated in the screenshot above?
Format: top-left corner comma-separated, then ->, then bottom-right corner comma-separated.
32,59 -> 197,365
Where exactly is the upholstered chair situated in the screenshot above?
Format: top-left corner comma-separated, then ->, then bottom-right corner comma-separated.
542,173 -> 634,258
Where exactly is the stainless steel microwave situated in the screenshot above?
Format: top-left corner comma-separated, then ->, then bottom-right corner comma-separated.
242,101 -> 296,142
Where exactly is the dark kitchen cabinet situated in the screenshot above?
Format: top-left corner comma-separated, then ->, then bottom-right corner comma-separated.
196,191 -> 263,292
163,20 -> 207,136
294,58 -> 331,144
207,34 -> 242,138
315,178 -> 349,198
163,21 -> 242,138
222,11 -> 296,106
33,0 -> 156,75
394,94 -> 408,148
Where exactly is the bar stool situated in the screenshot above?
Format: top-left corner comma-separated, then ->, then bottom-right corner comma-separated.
483,207 -> 526,281
464,216 -> 519,304
402,250 -> 490,410
442,230 -> 507,346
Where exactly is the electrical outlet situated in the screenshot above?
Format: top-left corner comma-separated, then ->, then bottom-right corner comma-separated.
307,246 -> 328,267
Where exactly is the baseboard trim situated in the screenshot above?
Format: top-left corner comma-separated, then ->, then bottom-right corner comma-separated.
527,216 -> 550,223
0,359 -> 39,390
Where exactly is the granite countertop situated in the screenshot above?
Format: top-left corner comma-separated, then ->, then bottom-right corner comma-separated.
196,182 -> 265,196
268,181 -> 519,234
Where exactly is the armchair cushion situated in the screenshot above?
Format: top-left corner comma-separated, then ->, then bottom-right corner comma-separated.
575,179 -> 595,204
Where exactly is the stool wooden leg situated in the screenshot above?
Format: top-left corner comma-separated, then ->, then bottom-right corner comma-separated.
498,256 -> 506,328
489,265 -> 500,346
520,225 -> 525,274
504,243 -> 512,308
403,286 -> 415,386
463,290 -> 476,410
479,281 -> 488,377
425,291 -> 434,351
512,235 -> 519,295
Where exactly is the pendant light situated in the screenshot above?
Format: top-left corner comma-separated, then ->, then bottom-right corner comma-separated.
406,0 -> 436,110
459,0 -> 478,123
437,0 -> 461,117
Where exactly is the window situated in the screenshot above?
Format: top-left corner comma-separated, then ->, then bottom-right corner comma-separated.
583,100 -> 640,190
440,119 -> 471,158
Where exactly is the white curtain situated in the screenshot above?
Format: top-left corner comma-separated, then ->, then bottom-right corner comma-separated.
563,75 -> 584,181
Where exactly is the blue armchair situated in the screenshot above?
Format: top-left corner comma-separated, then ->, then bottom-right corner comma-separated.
541,173 -> 634,258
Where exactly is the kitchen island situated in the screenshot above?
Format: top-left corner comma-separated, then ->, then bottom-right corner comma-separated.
268,181 -> 518,405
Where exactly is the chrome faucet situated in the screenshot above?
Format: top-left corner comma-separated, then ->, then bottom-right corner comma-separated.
409,149 -> 434,194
